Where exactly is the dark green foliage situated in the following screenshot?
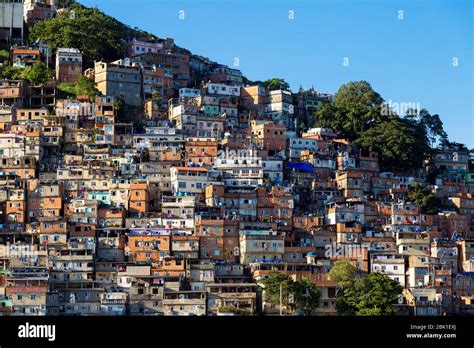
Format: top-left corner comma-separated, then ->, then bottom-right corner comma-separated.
0,50 -> 9,65
314,81 -> 383,140
0,66 -> 24,80
313,80 -> 452,173
114,95 -> 124,118
333,81 -> 384,139
407,183 -> 442,214
28,2 -> 157,68
439,141 -> 469,152
261,78 -> 290,91
328,260 -> 357,296
298,278 -> 322,316
336,272 -> 403,316
20,62 -> 53,84
355,116 -> 431,172
260,271 -> 321,315
58,76 -> 99,101
418,109 -> 448,147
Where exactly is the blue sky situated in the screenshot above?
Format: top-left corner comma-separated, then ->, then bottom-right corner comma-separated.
79,0 -> 473,148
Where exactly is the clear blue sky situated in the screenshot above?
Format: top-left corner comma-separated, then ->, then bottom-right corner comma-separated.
79,0 -> 473,148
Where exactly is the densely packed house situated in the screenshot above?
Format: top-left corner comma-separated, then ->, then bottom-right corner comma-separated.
0,8 -> 473,316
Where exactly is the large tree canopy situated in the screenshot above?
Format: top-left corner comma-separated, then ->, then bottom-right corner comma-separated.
333,81 -> 384,139
313,81 -> 449,173
336,272 -> 403,316
21,62 -> 54,84
261,78 -> 290,91
314,81 -> 383,140
28,2 -> 156,68
407,183 -> 443,215
1,62 -> 53,84
328,260 -> 357,296
354,116 -> 431,172
260,271 -> 321,315
58,76 -> 99,101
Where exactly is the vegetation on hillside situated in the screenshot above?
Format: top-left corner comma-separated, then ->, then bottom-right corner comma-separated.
22,1 -> 464,178
247,78 -> 291,91
28,2 -> 157,68
329,260 -> 402,316
0,62 -> 53,84
328,259 -> 357,296
260,271 -> 321,315
407,183 -> 443,214
338,272 -> 403,316
0,66 -> 24,80
21,62 -> 54,84
0,49 -> 9,67
262,78 -> 290,91
58,76 -> 99,101
313,81 -> 449,173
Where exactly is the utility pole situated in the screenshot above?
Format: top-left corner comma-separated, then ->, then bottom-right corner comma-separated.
279,282 -> 283,316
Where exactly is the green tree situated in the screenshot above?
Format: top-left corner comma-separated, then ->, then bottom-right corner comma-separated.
151,90 -> 161,105
355,116 -> 429,172
439,141 -> 469,152
407,183 -> 442,214
328,260 -> 357,296
312,81 -> 448,173
114,95 -> 124,117
20,62 -> 53,84
133,119 -> 145,134
298,278 -> 321,316
58,76 -> 99,101
418,109 -> 448,147
75,76 -> 98,98
28,3 -> 157,68
298,122 -> 306,134
0,49 -> 9,66
312,100 -> 339,129
314,81 -> 384,140
260,271 -> 295,312
262,78 -> 290,91
338,272 -> 402,316
260,271 -> 321,315
0,66 -> 24,80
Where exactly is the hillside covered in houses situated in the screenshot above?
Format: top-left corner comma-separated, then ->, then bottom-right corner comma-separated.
0,0 -> 472,317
